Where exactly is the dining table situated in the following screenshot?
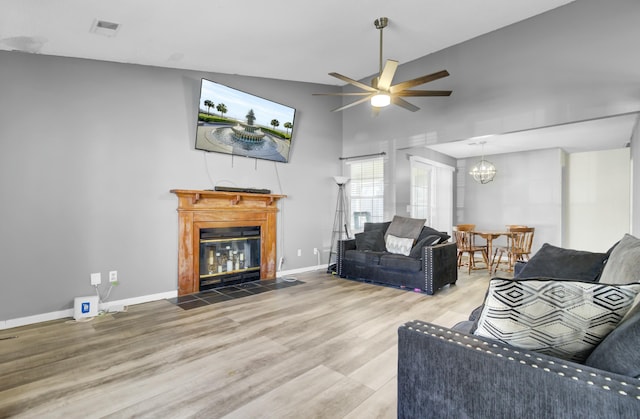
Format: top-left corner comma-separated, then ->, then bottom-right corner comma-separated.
471,230 -> 512,272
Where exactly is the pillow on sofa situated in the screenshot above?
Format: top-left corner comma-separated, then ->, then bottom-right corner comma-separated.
585,299 -> 640,378
363,221 -> 391,234
385,216 -> 425,240
516,243 -> 608,282
408,235 -> 442,258
416,226 -> 451,244
598,234 -> 640,285
474,278 -> 640,363
385,234 -> 414,256
355,230 -> 386,252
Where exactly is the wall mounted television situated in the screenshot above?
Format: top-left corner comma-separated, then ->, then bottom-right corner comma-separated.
195,78 -> 296,163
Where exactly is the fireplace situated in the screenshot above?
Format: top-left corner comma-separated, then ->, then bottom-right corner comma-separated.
171,189 -> 285,296
198,226 -> 261,290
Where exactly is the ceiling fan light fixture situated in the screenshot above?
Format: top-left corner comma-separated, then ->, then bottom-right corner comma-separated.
371,93 -> 391,107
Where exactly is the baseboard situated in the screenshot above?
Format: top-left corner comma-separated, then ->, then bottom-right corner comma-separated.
1,290 -> 178,331
277,264 -> 326,278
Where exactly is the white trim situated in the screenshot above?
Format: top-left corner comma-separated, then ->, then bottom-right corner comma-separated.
277,264 -> 325,277
1,290 -> 178,330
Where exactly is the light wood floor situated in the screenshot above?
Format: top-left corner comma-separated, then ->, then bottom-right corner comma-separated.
0,268 -> 497,418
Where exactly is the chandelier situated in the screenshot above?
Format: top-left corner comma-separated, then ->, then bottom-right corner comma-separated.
469,141 -> 496,184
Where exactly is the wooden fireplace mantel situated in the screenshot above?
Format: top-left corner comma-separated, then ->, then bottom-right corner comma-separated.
170,189 -> 285,295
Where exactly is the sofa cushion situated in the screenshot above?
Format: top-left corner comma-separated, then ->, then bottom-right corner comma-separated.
408,234 -> 442,258
343,250 -> 385,265
599,233 -> 640,284
585,299 -> 640,378
516,243 -> 608,282
363,221 -> 391,234
385,234 -> 415,256
417,226 -> 451,244
385,216 -> 425,240
474,278 -> 640,363
379,253 -> 422,272
354,230 -> 386,252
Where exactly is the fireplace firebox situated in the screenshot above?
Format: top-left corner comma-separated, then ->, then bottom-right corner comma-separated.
199,226 -> 261,290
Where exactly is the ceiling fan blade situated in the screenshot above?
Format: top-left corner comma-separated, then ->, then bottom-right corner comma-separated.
377,59 -> 399,91
332,94 -> 375,112
312,92 -> 374,96
391,96 -> 420,112
395,90 -> 452,97
329,72 -> 377,92
390,70 -> 450,94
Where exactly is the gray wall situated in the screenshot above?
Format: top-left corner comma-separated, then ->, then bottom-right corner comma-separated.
0,51 -> 342,320
340,0 -> 640,250
457,149 -> 563,254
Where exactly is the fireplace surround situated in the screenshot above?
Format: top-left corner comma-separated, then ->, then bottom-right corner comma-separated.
171,189 -> 285,296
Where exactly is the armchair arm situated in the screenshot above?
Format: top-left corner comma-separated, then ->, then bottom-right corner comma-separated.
398,321 -> 640,419
422,242 -> 458,295
336,239 -> 356,277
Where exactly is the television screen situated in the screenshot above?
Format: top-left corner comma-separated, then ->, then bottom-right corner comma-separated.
195,78 -> 296,163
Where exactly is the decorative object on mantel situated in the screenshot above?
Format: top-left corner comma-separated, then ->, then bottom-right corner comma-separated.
327,176 -> 350,273
313,17 -> 452,113
469,141 -> 497,184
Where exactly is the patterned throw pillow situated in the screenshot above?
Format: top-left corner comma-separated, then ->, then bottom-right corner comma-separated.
385,234 -> 414,256
474,278 -> 640,362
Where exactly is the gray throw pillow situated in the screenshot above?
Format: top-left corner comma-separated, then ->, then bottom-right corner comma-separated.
355,230 -> 386,252
585,300 -> 640,378
416,226 -> 451,244
516,243 -> 608,282
363,221 -> 391,234
599,234 -> 640,284
385,215 -> 425,240
408,234 -> 442,258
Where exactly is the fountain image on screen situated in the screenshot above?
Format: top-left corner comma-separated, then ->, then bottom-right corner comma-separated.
195,78 -> 296,163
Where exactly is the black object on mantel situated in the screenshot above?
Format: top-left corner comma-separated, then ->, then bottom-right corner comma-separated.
213,186 -> 272,194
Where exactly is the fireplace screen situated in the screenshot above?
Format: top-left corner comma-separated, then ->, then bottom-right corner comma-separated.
199,226 -> 261,290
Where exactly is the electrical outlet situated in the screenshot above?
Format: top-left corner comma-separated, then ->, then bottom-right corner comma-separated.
313,248 -> 318,255
109,270 -> 118,284
297,249 -> 302,256
90,272 -> 101,286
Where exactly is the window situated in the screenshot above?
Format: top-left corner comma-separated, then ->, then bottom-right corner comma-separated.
347,158 -> 384,232
409,156 -> 454,233
410,161 -> 432,220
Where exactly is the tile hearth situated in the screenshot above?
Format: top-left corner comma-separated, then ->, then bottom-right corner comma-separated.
167,278 -> 304,310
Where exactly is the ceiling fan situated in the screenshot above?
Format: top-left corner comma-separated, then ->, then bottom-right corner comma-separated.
314,17 -> 452,113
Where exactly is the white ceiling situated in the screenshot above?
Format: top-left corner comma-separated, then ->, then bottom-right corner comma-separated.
0,0 -> 575,86
427,113 -> 639,159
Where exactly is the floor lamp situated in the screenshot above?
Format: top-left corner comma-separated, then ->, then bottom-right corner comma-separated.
327,176 -> 350,273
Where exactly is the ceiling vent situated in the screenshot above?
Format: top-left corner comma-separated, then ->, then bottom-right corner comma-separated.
90,19 -> 121,37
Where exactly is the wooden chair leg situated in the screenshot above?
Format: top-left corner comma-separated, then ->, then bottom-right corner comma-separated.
481,249 -> 489,270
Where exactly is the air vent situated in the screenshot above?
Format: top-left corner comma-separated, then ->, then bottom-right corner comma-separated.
90,19 -> 121,37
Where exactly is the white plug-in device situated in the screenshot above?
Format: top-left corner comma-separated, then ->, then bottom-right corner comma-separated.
73,296 -> 99,320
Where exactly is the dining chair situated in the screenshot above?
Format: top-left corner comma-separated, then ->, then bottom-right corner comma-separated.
453,224 -> 489,274
491,226 -> 535,274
